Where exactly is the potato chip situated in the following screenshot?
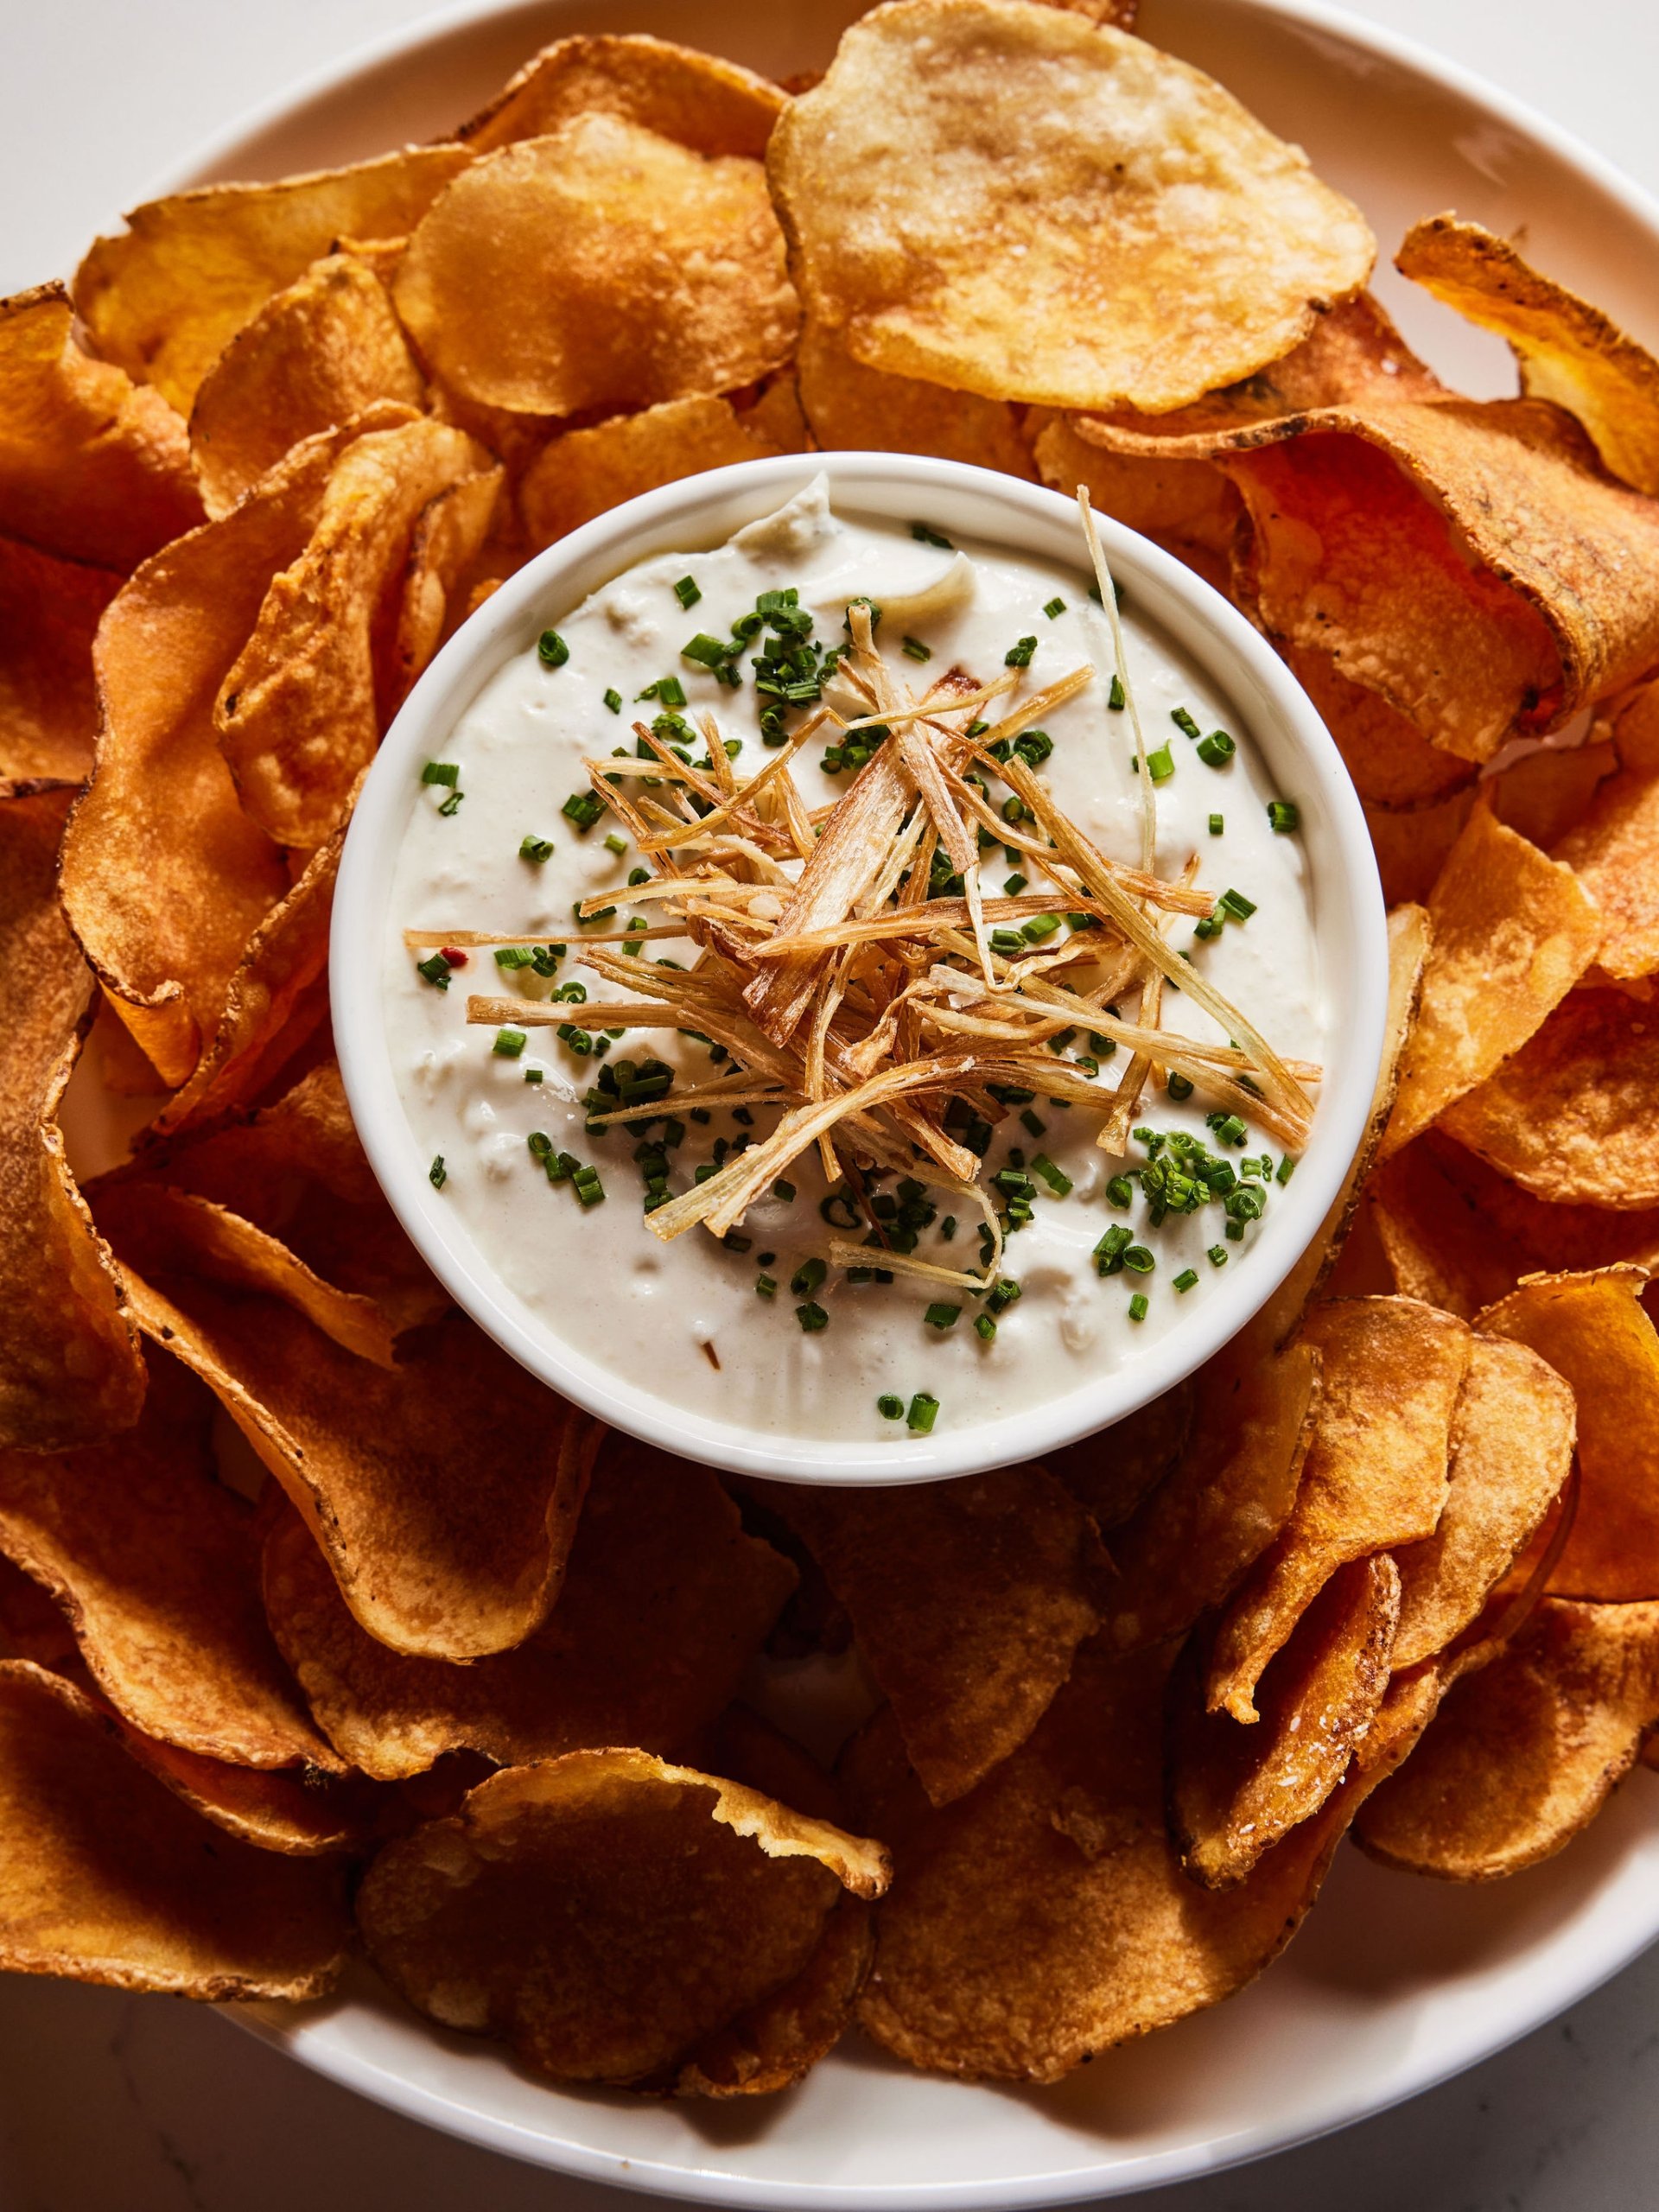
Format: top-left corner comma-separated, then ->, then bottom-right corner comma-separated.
356,1748 -> 887,2086
1416,1131 -> 1659,1280
521,395 -> 798,554
0,283 -> 201,569
1356,1599 -> 1659,1878
97,1236 -> 598,1659
1477,1268 -> 1659,1601
393,117 -> 797,417
769,0 -> 1372,415
1497,733 -> 1617,846
1391,1337 -> 1575,1668
1365,796 -> 1468,907
748,1465 -> 1108,1804
1207,1298 -> 1471,1722
1169,1553 -> 1400,1891
0,536 -> 122,782
0,1345 -> 340,1771
1438,988 -> 1659,1206
1046,1375 -> 1194,1535
0,1659 -> 348,1998
459,32 -> 785,158
0,785 -> 143,1451
386,467 -> 505,710
0,1554 -> 78,1666
188,252 -> 428,518
1398,215 -> 1659,495
215,416 -> 494,847
798,324 -> 1033,479
1380,798 -> 1602,1158
74,146 -> 473,415
846,1637 -> 1358,2082
1284,645 -> 1476,811
1370,1141 -> 1529,1319
1554,681 -> 1659,978
1033,413 -> 1239,568
262,1435 -> 795,1778
106,1725 -> 384,1857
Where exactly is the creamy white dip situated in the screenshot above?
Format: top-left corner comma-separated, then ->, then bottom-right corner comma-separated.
385,482 -> 1325,1443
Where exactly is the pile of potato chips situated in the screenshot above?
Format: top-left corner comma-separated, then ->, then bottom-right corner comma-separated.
6,0 -> 1659,2101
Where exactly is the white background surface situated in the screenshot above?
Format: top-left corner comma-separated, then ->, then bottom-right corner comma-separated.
5,1 -> 1659,2207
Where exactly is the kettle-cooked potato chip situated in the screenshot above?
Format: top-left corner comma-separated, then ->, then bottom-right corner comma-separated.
798,323 -> 1033,478
459,32 -> 785,158
385,468 -> 505,711
356,1748 -> 887,2086
520,394 -> 798,555
1046,1375 -> 1193,1535
1554,679 -> 1659,979
1370,1140 -> 1529,1319
262,1435 -> 796,1778
1380,798 -> 1601,1158
106,1720 -> 385,1857
748,1464 -> 1109,1804
1356,1598 -> 1659,1878
0,784 -> 143,1451
188,252 -> 428,517
0,535 -> 121,783
1033,413 -> 1240,571
768,0 -> 1372,415
394,117 -> 797,418
0,1659 -> 349,1998
74,145 -> 473,415
1282,645 -> 1476,811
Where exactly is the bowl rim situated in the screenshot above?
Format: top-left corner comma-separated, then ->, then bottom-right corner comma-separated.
332,449 -> 1387,1484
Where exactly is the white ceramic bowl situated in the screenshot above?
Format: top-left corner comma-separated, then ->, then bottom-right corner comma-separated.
333,452 -> 1386,1484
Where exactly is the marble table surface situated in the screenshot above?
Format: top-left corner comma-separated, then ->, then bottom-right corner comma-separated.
3,0 -> 1659,2205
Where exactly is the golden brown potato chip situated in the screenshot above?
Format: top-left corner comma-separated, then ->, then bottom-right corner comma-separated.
107,1724 -> 384,1857
748,1465 -> 1108,1805
1414,1131 -> 1659,1281
1398,215 -> 1659,495
1365,796 -> 1468,907
1478,1268 -> 1659,1600
846,1637 -> 1359,2082
0,1554 -> 78,1666
1207,1298 -> 1471,1721
386,467 -> 505,710
0,1346 -> 340,1771
1391,1337 -> 1575,1667
1362,739 -> 1614,910
1370,1140 -> 1529,1319
74,146 -> 473,414
0,1660 -> 348,1997
769,0 -> 1372,414
394,118 -> 797,417
97,1231 -> 598,1659
1169,1553 -> 1401,1891
1285,645 -> 1476,810
1356,1598 -> 1659,1878
188,252 -> 428,518
1046,1376 -> 1194,1535
0,785 -> 143,1450
1554,682 -> 1659,978
1380,798 -> 1602,1157
215,416 -> 493,847
0,536 -> 122,782
0,284 -> 202,569
1033,413 -> 1239,569
1438,988 -> 1659,1206
798,324 -> 1033,479
357,1748 -> 887,2086
459,32 -> 785,158
520,395 -> 797,554
262,1435 -> 795,1778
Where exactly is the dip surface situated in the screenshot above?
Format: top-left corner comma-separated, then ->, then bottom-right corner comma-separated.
385,483 -> 1326,1443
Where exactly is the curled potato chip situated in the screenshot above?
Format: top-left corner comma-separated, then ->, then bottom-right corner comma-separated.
0,1554 -> 78,1665
1398,215 -> 1659,495
1362,739 -> 1615,909
521,395 -> 798,554
798,324 -> 1033,479
749,1465 -> 1108,1805
0,536 -> 122,782
394,117 -> 797,417
215,416 -> 493,847
386,468 -> 505,711
1478,1268 -> 1659,1600
846,1637 -> 1358,2082
0,1345 -> 339,1770
0,284 -> 201,569
1356,1598 -> 1659,1878
98,1235 -> 598,1659
769,0 -> 1371,415
0,785 -> 143,1450
1438,988 -> 1659,1206
188,252 -> 427,518
1392,1337 -> 1575,1668
263,1435 -> 795,1778
459,32 -> 785,158
1208,1298 -> 1471,1722
1047,1375 -> 1194,1535
1408,1132 -> 1659,1281
1554,681 -> 1659,978
0,1660 -> 348,1997
74,146 -> 473,415
1370,1140 -> 1529,1319
1033,413 -> 1239,569
1285,645 -> 1475,811
1381,798 -> 1602,1158
1168,1553 -> 1400,1891
357,1748 -> 887,2087
106,1723 -> 384,1857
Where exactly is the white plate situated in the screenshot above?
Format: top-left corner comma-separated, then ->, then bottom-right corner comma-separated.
133,0 -> 1659,2196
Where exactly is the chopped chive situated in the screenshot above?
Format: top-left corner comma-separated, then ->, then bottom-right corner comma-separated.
772,1179 -> 797,1204
1277,1154 -> 1297,1185
1043,596 -> 1065,620
1128,1292 -> 1148,1322
563,789 -> 605,832
519,833 -> 555,862
796,1301 -> 829,1332
1002,874 -> 1028,897
1146,745 -> 1174,783
1174,1268 -> 1199,1294
925,1302 -> 962,1331
1208,1243 -> 1228,1267
756,1274 -> 778,1300
682,632 -> 730,669
1123,1245 -> 1154,1274
1030,1154 -> 1072,1197
1208,812 -> 1224,836
437,790 -> 463,817
1166,1071 -> 1194,1102
1021,912 -> 1062,944
900,635 -> 932,663
791,1257 -> 827,1298
1005,636 -> 1038,668
416,952 -> 452,990
428,1154 -> 447,1189
492,1028 -> 527,1058
421,760 -> 459,787
525,1067 -> 543,1084
673,575 -> 701,609
1268,798 -> 1300,833
1171,707 -> 1202,741
1108,673 -> 1125,710
906,1392 -> 940,1434
911,522 -> 953,548
986,1279 -> 1021,1315
602,687 -> 623,714
537,629 -> 569,667
1105,1173 -> 1134,1210
974,1313 -> 997,1342
1219,888 -> 1257,922
1020,1109 -> 1046,1140
1197,731 -> 1236,768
